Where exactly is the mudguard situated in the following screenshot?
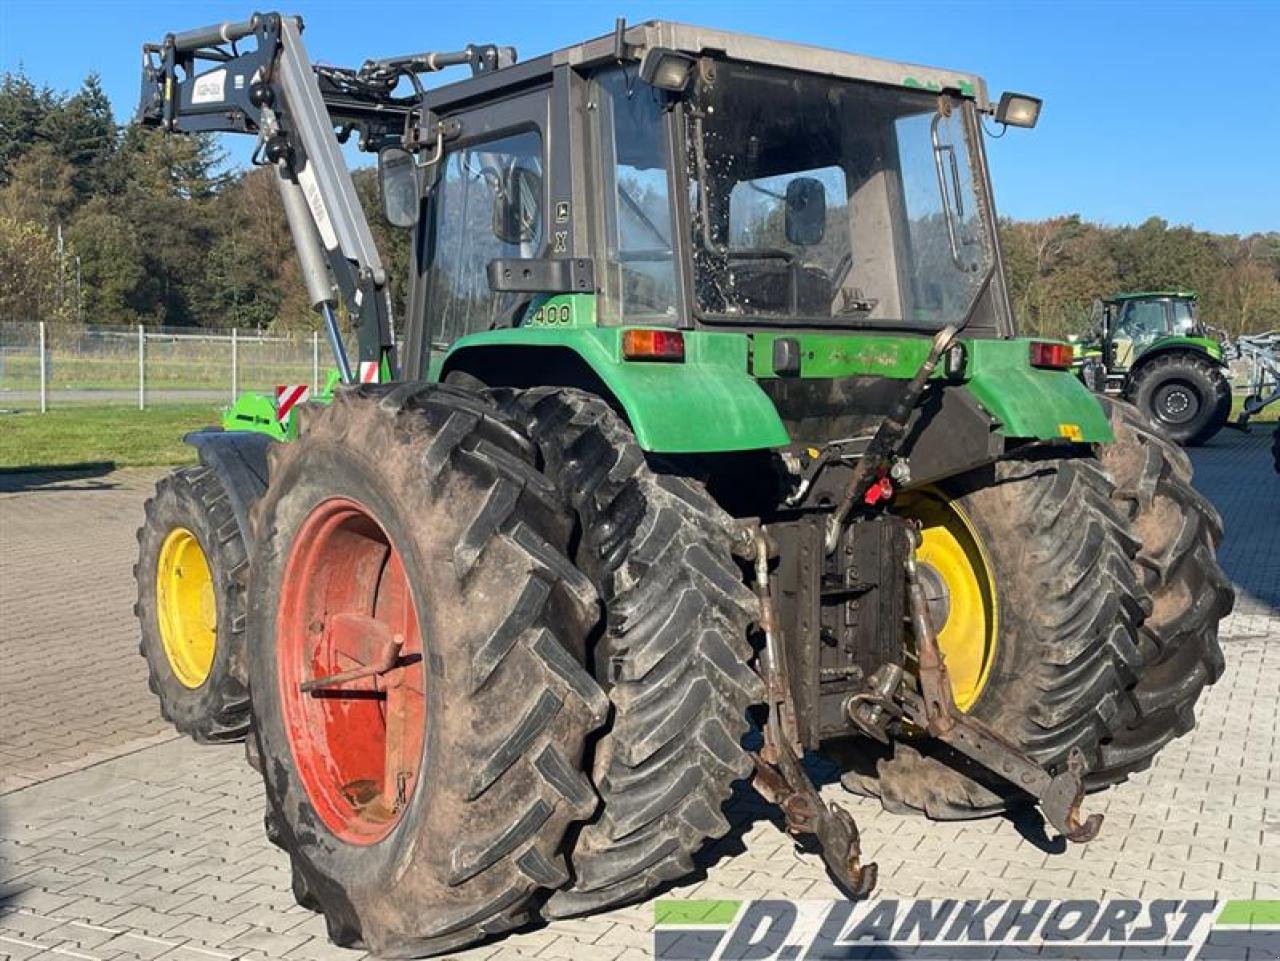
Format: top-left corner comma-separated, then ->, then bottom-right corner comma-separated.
443,327 -> 791,453
182,429 -> 273,540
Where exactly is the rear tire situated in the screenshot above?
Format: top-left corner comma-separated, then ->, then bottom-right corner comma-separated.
1089,397 -> 1231,783
135,466 -> 250,743
247,385 -> 608,957
501,388 -> 763,918
840,456 -> 1146,818
1126,352 -> 1230,446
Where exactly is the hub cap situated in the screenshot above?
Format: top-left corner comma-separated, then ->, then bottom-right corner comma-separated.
277,498 -> 425,844
156,527 -> 217,689
897,491 -> 998,712
1154,382 -> 1200,425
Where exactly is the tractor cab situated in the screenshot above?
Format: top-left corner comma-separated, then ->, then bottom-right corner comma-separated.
1100,291 -> 1208,372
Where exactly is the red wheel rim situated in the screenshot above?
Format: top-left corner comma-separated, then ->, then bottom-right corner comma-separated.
277,497 -> 425,845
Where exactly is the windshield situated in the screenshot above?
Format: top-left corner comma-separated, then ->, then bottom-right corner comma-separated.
684,61 -> 995,328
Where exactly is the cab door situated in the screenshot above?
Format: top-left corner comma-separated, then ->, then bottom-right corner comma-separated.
402,85 -> 554,379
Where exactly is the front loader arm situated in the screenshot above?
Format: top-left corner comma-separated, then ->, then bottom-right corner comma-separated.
137,12 -> 413,380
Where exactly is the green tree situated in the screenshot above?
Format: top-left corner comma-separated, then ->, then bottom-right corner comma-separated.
0,70 -> 55,182
39,74 -> 117,200
66,198 -> 146,325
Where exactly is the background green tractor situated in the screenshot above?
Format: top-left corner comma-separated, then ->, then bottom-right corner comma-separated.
1073,290 -> 1232,445
131,14 -> 1232,957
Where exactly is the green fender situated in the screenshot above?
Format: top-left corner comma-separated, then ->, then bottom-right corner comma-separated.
750,332 -> 1114,445
1139,335 -> 1226,365
441,327 -> 791,453
964,339 -> 1113,443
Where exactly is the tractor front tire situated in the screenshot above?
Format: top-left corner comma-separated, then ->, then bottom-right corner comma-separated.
1089,397 -> 1231,784
247,385 -> 608,957
841,455 -> 1147,818
1126,352 -> 1231,446
504,388 -> 763,918
135,466 -> 250,743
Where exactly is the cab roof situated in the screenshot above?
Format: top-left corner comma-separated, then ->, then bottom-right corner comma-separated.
1108,291 -> 1198,302
423,19 -> 992,112
556,20 -> 990,105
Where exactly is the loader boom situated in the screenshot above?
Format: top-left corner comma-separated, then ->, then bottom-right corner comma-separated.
137,12 -> 413,379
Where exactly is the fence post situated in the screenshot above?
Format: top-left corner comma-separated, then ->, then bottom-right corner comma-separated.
38,321 -> 47,413
137,324 -> 145,411
231,327 -> 239,403
312,330 -> 320,392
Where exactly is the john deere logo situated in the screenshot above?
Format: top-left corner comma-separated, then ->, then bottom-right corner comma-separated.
653,899 -> 1279,960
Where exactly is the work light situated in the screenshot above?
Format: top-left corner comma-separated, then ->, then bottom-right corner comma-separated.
639,47 -> 696,92
995,91 -> 1043,128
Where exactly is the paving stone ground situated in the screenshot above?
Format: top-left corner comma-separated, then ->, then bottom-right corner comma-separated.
1,426 -> 1276,961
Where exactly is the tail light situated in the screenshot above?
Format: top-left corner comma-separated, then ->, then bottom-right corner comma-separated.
1029,341 -> 1074,369
622,329 -> 685,362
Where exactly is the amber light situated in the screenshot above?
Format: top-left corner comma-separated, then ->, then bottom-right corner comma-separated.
622,328 -> 685,362
1029,341 -> 1073,369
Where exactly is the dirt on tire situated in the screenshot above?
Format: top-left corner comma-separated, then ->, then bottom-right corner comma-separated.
501,388 -> 763,918
1089,396 -> 1232,783
247,384 -> 608,957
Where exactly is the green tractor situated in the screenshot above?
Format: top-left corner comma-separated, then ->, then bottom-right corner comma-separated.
1073,291 -> 1232,445
131,14 -> 1232,957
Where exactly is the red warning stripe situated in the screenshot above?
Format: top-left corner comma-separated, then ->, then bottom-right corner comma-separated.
359,361 -> 380,384
275,384 -> 310,422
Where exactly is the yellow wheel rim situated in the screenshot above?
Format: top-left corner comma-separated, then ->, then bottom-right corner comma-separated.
156,527 -> 217,689
897,490 -> 998,711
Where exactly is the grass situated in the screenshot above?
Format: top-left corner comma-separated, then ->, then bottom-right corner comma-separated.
0,405 -> 222,470
0,392 -> 1272,475
1231,393 -> 1279,424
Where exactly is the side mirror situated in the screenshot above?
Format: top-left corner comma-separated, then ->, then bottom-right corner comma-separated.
378,148 -> 418,228
785,177 -> 826,246
492,164 -> 542,246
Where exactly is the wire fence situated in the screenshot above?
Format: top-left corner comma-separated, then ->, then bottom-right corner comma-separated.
0,322 -> 325,411
0,320 -> 1266,414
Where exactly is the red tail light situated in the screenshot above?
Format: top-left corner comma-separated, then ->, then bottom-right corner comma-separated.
622,328 -> 685,362
1029,341 -> 1073,369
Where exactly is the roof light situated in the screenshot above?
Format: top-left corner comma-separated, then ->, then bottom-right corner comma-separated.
995,92 -> 1043,129
639,47 -> 696,93
1029,341 -> 1073,370
622,329 -> 684,362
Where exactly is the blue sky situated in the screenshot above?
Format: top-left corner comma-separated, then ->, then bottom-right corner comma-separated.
2,0 -> 1278,235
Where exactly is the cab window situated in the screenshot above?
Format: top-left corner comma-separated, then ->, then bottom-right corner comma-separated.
1116,299 -> 1168,344
424,129 -> 544,349
591,68 -> 679,323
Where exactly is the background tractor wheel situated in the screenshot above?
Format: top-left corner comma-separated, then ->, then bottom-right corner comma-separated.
135,466 -> 249,743
503,388 -> 763,918
840,456 -> 1146,818
247,385 -> 608,957
1088,397 -> 1231,784
1126,352 -> 1231,446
